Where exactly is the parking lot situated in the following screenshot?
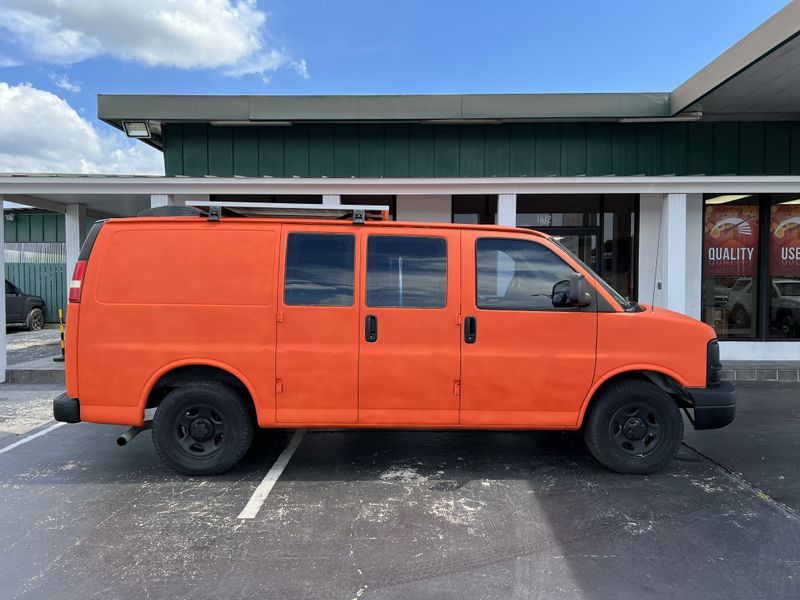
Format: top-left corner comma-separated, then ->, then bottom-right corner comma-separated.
0,381 -> 798,600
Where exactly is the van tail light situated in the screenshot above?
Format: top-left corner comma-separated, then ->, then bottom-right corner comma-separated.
69,260 -> 87,303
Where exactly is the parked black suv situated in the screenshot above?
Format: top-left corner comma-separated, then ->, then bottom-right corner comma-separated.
5,280 -> 46,330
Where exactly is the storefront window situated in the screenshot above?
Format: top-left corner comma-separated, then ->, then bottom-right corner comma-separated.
701,192 -> 800,340
768,195 -> 800,339
603,195 -> 637,301
452,195 -> 497,224
515,194 -> 635,301
702,195 -> 760,339
516,195 -> 600,228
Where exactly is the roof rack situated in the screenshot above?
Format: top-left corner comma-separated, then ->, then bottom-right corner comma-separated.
184,201 -> 390,224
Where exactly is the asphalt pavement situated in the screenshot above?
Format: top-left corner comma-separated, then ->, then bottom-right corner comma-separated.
0,381 -> 797,600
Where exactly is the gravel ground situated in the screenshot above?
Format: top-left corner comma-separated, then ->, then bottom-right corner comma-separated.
6,327 -> 61,366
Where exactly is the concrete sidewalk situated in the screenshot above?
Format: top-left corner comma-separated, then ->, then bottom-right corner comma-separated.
721,361 -> 800,382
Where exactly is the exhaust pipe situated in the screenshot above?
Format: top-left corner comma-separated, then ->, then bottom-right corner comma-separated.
116,423 -> 152,447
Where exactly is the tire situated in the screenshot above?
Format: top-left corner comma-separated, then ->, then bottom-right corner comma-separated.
777,310 -> 795,337
26,307 -> 45,331
152,382 -> 254,476
583,380 -> 683,474
731,305 -> 749,329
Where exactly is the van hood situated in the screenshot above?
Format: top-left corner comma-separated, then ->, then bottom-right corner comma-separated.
636,304 -> 717,338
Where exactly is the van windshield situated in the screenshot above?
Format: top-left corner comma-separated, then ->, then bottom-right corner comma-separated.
550,238 -> 631,310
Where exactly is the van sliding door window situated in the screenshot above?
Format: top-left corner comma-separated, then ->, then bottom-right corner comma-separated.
284,233 -> 355,306
366,236 -> 447,308
476,238 -> 575,311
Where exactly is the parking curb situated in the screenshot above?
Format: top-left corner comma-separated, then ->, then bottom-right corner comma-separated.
5,368 -> 66,384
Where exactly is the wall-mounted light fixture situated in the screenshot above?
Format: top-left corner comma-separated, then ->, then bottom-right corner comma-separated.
123,121 -> 151,139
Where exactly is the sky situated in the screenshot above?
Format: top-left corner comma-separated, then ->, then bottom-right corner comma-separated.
0,0 -> 791,175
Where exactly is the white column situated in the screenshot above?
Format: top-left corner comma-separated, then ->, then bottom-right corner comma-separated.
0,198 -> 5,382
637,193 -> 700,317
65,204 -> 87,282
395,195 -> 451,222
663,193 -> 687,314
150,194 -> 177,208
637,193 -> 664,307
322,194 -> 341,206
497,194 -> 517,226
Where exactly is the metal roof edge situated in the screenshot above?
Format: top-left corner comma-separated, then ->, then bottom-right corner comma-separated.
670,1 -> 800,114
97,91 -> 672,123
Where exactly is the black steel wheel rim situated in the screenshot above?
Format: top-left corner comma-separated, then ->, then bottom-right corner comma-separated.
608,401 -> 663,457
174,403 -> 228,458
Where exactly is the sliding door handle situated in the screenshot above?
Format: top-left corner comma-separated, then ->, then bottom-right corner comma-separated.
464,316 -> 477,344
365,315 -> 378,343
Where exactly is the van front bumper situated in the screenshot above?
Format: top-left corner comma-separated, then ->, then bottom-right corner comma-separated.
686,382 -> 736,430
53,393 -> 80,423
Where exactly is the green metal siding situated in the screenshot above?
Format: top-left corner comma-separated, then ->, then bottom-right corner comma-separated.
163,121 -> 800,178
5,262 -> 67,323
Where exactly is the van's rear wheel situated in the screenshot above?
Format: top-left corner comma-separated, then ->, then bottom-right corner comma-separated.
152,382 -> 254,475
583,380 -> 683,474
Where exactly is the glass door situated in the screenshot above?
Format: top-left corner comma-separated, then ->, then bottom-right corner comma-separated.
539,228 -> 601,274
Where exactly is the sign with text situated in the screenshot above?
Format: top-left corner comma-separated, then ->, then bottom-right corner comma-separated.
704,205 -> 759,277
770,205 -> 800,276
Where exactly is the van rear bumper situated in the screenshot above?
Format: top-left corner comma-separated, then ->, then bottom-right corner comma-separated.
686,382 -> 736,430
53,393 -> 80,423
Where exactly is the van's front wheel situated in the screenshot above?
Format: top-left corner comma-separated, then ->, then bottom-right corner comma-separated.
583,380 -> 683,474
152,382 -> 254,475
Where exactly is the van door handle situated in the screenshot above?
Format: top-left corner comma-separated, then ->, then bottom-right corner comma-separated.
365,315 -> 378,343
464,316 -> 477,344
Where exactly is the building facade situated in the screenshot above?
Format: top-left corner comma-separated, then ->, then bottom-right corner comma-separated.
1,1 -> 800,366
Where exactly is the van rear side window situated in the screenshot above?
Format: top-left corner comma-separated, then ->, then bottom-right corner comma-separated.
284,233 -> 355,306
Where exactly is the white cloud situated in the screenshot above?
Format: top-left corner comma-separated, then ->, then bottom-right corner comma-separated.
0,82 -> 164,175
292,59 -> 310,80
0,0 -> 307,81
0,56 -> 21,68
49,73 -> 81,93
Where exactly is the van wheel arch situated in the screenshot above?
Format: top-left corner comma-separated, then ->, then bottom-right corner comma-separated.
146,365 -> 256,420
583,370 -> 689,425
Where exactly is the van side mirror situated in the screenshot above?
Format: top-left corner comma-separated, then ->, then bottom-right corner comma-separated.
569,272 -> 592,307
551,279 -> 571,308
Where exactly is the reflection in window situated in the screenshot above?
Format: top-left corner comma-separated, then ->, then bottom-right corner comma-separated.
703,276 -> 758,339
769,195 -> 800,339
366,236 -> 447,308
476,238 -> 575,311
284,233 -> 355,306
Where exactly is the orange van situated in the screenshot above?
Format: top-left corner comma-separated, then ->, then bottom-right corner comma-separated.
53,204 -> 736,475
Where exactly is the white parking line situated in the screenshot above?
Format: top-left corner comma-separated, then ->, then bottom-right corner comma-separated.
0,422 -> 65,455
237,429 -> 306,520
